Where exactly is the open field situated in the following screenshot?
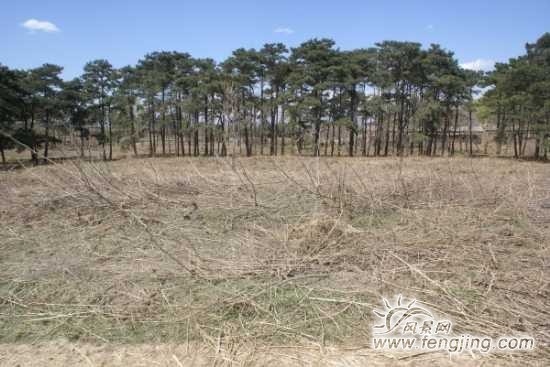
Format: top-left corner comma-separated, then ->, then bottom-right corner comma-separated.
1,156 -> 549,366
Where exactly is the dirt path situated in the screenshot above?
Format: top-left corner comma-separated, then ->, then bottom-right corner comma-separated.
0,342 -> 544,367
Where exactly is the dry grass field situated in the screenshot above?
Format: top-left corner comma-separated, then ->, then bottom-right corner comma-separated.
1,155 -> 549,366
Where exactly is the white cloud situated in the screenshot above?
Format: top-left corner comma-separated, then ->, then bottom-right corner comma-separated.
274,27 -> 294,35
22,19 -> 60,33
426,24 -> 434,31
460,59 -> 495,72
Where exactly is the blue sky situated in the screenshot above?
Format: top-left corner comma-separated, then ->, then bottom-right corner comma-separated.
2,0 -> 549,79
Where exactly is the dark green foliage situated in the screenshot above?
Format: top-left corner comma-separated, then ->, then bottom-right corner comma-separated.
1,34 -> 549,162
480,33 -> 550,159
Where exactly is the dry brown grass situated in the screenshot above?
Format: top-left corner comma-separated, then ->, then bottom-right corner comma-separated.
0,155 -> 549,366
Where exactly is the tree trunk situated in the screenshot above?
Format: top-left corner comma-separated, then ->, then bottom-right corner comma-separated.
244,123 -> 251,157
149,100 -> 156,157
280,106 -> 286,155
330,121 -> 335,156
204,96 -> 209,156
80,129 -> 85,158
187,113 -> 192,156
161,89 -> 166,155
384,113 -> 394,156
270,90 -> 278,155
313,93 -> 322,157
43,109 -> 50,164
108,105 -> 113,160
0,140 -> 5,165
348,86 -> 356,157
396,90 -> 406,156
468,107 -> 473,156
440,108 -> 450,156
193,111 -> 199,156
260,78 -> 265,155
450,105 -> 459,156
337,124 -> 342,156
512,120 -> 518,158
128,103 -> 138,157
324,121 -> 330,156
362,118 -> 367,156
29,112 -> 38,165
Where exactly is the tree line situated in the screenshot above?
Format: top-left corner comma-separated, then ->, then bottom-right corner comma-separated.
0,33 -> 549,164
478,34 -> 550,159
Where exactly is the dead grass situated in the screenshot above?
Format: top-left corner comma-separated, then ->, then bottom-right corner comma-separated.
0,155 -> 549,365
1,341 -> 544,367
